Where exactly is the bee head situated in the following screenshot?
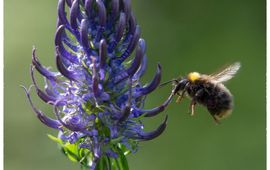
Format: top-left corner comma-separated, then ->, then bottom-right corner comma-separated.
173,79 -> 189,94
187,72 -> 201,82
160,76 -> 191,96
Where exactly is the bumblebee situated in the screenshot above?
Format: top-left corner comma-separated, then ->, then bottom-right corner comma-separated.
162,62 -> 241,123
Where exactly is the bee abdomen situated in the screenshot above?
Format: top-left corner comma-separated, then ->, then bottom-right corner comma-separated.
207,87 -> 233,119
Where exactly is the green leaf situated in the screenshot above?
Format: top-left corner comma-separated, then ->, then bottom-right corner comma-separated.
48,134 -> 80,162
82,101 -> 105,114
47,134 -> 63,145
64,147 -> 80,162
115,146 -> 129,170
64,142 -> 78,154
117,143 -> 131,156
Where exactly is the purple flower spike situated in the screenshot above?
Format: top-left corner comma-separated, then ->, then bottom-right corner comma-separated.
24,1 -> 172,169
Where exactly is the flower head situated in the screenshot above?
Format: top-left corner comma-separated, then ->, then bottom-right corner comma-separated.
23,0 -> 172,169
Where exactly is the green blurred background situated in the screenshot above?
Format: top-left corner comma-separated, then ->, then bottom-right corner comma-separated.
4,0 -> 265,170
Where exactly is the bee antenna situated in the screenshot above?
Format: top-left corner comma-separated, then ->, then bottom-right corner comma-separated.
159,79 -> 178,88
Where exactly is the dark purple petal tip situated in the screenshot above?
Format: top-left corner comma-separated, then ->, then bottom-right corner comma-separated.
99,39 -> 107,69
85,0 -> 93,16
128,12 -> 137,34
70,0 -> 80,30
116,12 -> 126,42
126,40 -> 144,76
111,0 -> 119,19
92,57 -> 101,99
137,115 -> 168,141
66,0 -> 72,7
55,25 -> 65,46
96,0 -> 107,27
32,48 -> 59,81
121,25 -> 141,60
123,0 -> 131,20
55,47 -> 78,82
139,63 -> 161,96
80,19 -> 90,53
30,66 -> 59,105
144,93 -> 174,117
57,0 -> 68,26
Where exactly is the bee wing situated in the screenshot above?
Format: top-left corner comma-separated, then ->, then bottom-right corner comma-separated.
210,62 -> 241,83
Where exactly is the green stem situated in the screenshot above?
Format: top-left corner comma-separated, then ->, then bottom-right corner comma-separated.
95,146 -> 129,170
79,145 -> 129,170
80,165 -> 90,170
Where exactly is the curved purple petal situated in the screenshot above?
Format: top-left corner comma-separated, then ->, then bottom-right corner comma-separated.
131,93 -> 173,118
55,47 -> 79,82
92,57 -> 101,99
109,12 -> 126,52
96,0 -> 107,27
57,0 -> 69,26
128,12 -> 137,34
70,0 -> 80,31
121,25 -> 141,61
123,0 -> 131,21
80,19 -> 90,55
118,79 -> 132,122
136,115 -> 168,141
85,0 -> 93,17
22,86 -> 62,130
113,43 -> 143,84
126,39 -> 144,76
111,0 -> 119,20
30,66 -> 59,105
99,39 -> 107,69
134,54 -> 147,79
66,0 -> 72,7
115,12 -> 126,42
55,25 -> 79,64
62,33 -> 79,52
32,48 -> 59,81
136,64 -> 161,96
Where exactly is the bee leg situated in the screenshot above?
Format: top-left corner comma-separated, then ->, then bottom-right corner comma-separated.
211,114 -> 221,125
176,89 -> 187,103
176,92 -> 184,103
189,100 -> 196,116
189,89 -> 204,115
